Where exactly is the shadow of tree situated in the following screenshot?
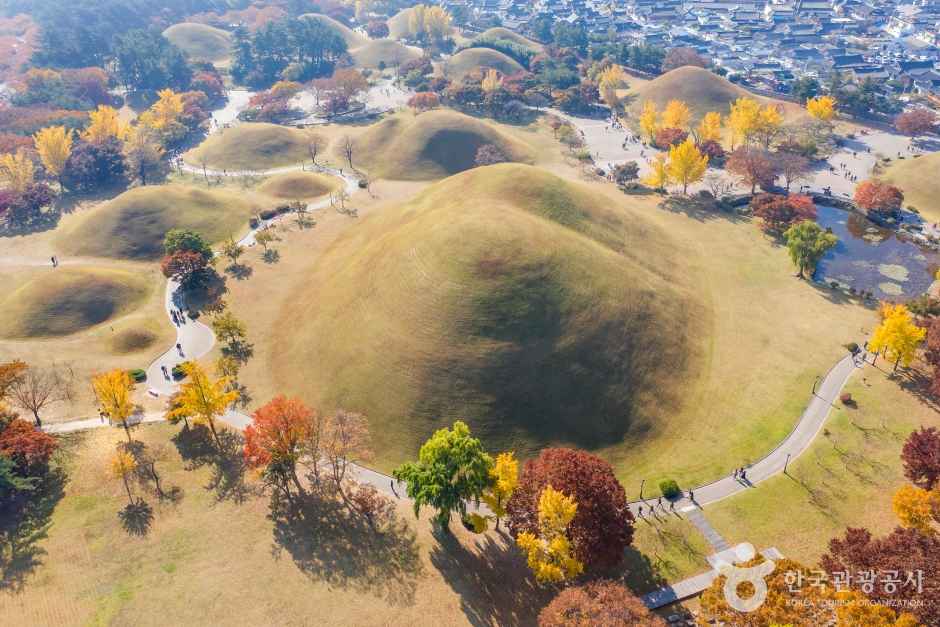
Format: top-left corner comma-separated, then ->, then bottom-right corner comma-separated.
120,440 -> 184,504
0,466 -> 67,591
428,530 -> 550,627
171,425 -> 251,503
896,367 -> 940,413
659,195 -> 743,224
620,544 -> 672,596
262,249 -> 280,264
268,491 -> 423,607
118,498 -> 154,536
225,263 -> 253,281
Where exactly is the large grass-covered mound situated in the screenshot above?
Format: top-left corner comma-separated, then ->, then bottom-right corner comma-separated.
631,66 -> 805,122
444,47 -> 525,79
299,13 -> 367,48
271,164 -> 703,468
185,123 -> 309,171
883,152 -> 940,223
258,171 -> 341,200
350,39 -> 421,68
163,23 -> 232,63
58,185 -> 255,260
352,110 -> 535,180
387,8 -> 414,39
0,268 -> 151,339
475,27 -> 543,52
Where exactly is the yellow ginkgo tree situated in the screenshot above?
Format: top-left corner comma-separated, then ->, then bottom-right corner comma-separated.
639,101 -> 658,143
33,126 -> 73,185
166,361 -> 239,448
481,451 -> 518,530
892,484 -> 939,535
0,149 -> 35,193
807,95 -> 837,122
696,111 -> 723,144
667,137 -> 709,195
92,369 -> 137,442
597,64 -> 627,112
516,485 -> 584,583
661,99 -> 691,130
83,105 -> 126,145
643,153 -> 671,192
728,97 -> 761,149
869,303 -> 926,371
110,449 -> 138,505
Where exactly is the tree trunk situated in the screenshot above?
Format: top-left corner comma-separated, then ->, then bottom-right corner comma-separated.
150,462 -> 163,497
894,355 -> 901,372
122,475 -> 133,504
31,410 -> 42,428
123,420 -> 132,443
290,467 -> 306,498
208,419 -> 222,450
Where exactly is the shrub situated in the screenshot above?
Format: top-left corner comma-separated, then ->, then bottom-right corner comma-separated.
127,368 -> 147,383
840,392 -> 853,405
171,364 -> 186,380
845,342 -> 859,354
659,479 -> 680,499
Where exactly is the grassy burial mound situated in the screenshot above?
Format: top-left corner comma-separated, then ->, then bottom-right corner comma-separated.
58,185 -> 255,261
299,13 -> 367,48
444,47 -> 525,79
350,39 -> 422,68
258,171 -> 342,200
882,152 -> 940,223
271,164 -> 704,470
474,27 -> 543,52
352,109 -> 535,180
185,123 -> 309,171
387,8 -> 413,40
631,65 -> 806,122
0,267 -> 151,339
162,23 -> 232,63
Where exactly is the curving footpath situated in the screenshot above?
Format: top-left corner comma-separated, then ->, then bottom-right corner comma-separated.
143,163 -> 361,394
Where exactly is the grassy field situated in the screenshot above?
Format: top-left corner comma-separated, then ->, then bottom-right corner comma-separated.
443,48 -> 525,79
474,27 -> 542,52
881,152 -> 940,223
0,422 -> 692,626
0,261 -> 172,423
185,123 -> 312,172
350,109 -> 536,180
0,266 -> 151,339
706,363 -> 940,565
257,171 -> 342,200
162,23 -> 232,64
628,66 -> 808,126
350,39 -> 421,68
299,13 -> 367,48
56,184 -> 258,261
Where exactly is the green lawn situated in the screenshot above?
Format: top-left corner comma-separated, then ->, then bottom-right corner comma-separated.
705,363 -> 940,565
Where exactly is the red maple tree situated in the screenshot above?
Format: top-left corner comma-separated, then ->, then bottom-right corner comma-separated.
506,448 -> 634,572
539,580 -> 664,626
854,180 -> 904,216
243,395 -> 315,497
0,418 -> 58,476
901,426 -> 940,490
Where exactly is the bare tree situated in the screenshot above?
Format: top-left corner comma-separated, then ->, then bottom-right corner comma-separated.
322,410 -> 372,506
342,135 -> 355,170
777,152 -> 812,193
305,130 -> 325,167
704,173 -> 736,198
8,364 -> 74,427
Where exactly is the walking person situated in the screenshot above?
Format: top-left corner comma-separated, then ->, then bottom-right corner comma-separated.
176,343 -> 184,357
688,489 -> 694,502
740,468 -> 748,482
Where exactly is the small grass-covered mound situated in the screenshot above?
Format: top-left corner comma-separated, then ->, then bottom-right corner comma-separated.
0,268 -> 151,339
352,109 -> 535,180
258,172 -> 342,200
299,13 -> 367,48
882,152 -> 940,223
387,8 -> 414,40
185,123 -> 309,171
163,23 -> 232,63
271,164 -> 703,469
475,27 -> 543,52
631,66 -> 806,122
110,327 -> 159,354
350,39 -> 421,68
444,47 -> 525,79
58,185 -> 256,260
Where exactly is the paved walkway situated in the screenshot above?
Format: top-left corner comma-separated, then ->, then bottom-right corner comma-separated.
686,509 -> 730,553
628,349 -> 867,514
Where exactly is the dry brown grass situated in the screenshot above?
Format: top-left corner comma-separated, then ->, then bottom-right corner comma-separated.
881,152 -> 940,223
444,48 -> 525,79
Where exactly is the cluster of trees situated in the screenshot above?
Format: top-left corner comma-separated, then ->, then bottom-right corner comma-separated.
392,422 -> 635,585
701,426 -> 940,625
0,361 -> 60,504
160,229 -> 217,291
231,18 -> 348,88
10,67 -> 111,111
402,4 -> 452,43
311,69 -> 370,118
749,193 -> 837,282
895,108 -> 937,140
241,81 -> 304,123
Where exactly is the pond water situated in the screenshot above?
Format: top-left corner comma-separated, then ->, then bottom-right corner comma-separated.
814,205 -> 939,300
